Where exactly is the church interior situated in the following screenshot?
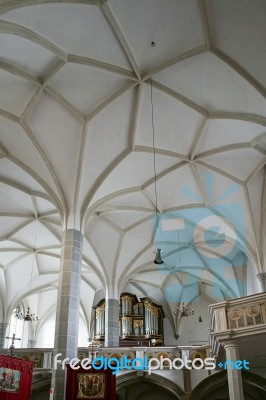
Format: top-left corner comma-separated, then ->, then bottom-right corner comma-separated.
0,1 -> 266,399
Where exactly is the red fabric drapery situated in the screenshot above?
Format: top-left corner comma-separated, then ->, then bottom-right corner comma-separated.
66,364 -> 116,400
0,355 -> 33,400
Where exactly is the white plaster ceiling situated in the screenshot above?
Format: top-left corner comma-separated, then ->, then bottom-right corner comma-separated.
0,0 -> 265,338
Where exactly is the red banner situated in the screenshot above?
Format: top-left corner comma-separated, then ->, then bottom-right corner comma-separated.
0,355 -> 33,400
66,364 -> 116,400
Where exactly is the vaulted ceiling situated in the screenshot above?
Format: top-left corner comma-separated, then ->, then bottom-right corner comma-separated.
0,0 -> 265,336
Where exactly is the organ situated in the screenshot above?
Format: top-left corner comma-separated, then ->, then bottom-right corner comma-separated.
94,293 -> 164,346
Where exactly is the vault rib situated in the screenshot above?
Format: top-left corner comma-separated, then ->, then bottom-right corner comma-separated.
195,143 -> 252,160
196,160 -> 244,185
142,45 -> 208,81
151,80 -> 208,117
0,20 -> 67,60
44,85 -> 85,122
209,111 -> 266,127
81,147 -> 132,219
190,162 -> 208,206
190,118 -> 208,160
211,45 -> 266,100
68,54 -> 138,81
130,83 -> 143,150
73,122 -> 88,224
0,58 -> 42,85
21,121 -> 69,213
101,2 -> 141,80
198,0 -> 212,49
7,153 -> 63,215
0,108 -> 20,122
134,145 -> 189,161
142,160 -> 189,190
86,81 -> 138,121
245,158 -> 266,184
0,0 -> 107,15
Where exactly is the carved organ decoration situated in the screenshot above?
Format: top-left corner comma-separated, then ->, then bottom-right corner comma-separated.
94,293 -> 164,345
95,300 -> 105,338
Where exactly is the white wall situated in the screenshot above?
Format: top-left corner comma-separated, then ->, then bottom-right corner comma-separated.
93,289 -> 105,306
246,259 -> 261,295
163,315 -> 177,345
35,311 -> 90,348
35,313 -> 56,348
164,296 -> 210,346
78,316 -> 89,347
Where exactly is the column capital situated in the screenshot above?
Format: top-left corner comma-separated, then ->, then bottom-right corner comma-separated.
222,340 -> 240,350
62,228 -> 83,240
64,213 -> 83,233
105,285 -> 119,300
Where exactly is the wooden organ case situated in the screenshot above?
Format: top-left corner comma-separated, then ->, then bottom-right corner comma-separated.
94,293 -> 164,346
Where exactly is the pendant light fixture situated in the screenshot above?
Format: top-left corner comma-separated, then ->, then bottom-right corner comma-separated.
150,78 -> 164,265
198,281 -> 203,323
15,235 -> 38,322
173,302 -> 194,318
154,248 -> 164,264
173,229 -> 194,317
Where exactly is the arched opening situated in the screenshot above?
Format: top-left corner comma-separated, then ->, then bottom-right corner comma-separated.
6,304 -> 28,348
189,370 -> 266,400
116,372 -> 184,400
31,371 -> 52,400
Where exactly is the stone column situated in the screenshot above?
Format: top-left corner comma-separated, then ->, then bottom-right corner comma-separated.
51,229 -> 83,400
105,299 -> 119,347
257,273 -> 266,292
0,323 -> 8,347
183,369 -> 192,400
224,342 -> 244,400
43,351 -> 53,368
180,349 -> 191,400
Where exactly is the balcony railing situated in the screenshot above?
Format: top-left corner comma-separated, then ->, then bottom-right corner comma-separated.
0,345 -> 211,370
209,292 -> 266,356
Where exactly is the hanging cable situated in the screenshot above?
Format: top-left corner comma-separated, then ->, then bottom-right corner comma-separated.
150,78 -> 159,228
15,234 -> 38,321
151,78 -> 164,265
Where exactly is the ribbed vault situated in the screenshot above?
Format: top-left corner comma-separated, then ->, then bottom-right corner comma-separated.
0,0 -> 265,342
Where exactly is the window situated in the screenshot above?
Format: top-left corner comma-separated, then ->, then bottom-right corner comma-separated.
6,305 -> 25,349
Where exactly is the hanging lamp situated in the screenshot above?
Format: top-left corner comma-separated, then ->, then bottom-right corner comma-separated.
15,236 -> 38,322
150,78 -> 164,265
